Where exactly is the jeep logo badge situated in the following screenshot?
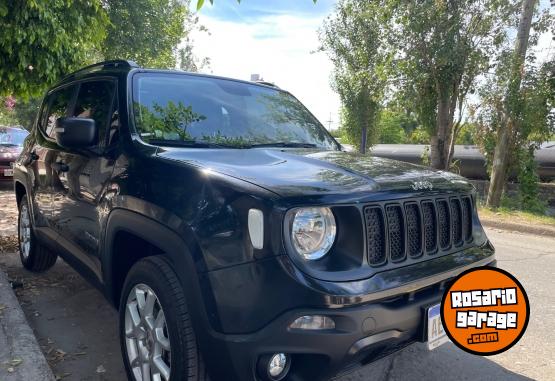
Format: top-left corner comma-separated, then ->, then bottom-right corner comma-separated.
412,181 -> 433,191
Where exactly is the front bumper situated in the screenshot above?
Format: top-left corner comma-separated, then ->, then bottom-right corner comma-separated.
199,246 -> 496,381
214,280 -> 450,380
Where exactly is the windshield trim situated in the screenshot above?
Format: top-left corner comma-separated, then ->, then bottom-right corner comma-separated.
129,70 -> 341,151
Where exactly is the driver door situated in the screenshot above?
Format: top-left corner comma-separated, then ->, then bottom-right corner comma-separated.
50,79 -> 117,282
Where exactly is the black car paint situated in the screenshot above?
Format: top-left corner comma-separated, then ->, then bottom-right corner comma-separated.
13,64 -> 495,381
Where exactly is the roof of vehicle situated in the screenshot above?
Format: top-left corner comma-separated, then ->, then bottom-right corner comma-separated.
55,59 -> 284,92
0,125 -> 26,132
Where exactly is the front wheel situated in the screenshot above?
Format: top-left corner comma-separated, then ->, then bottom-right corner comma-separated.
18,198 -> 57,272
119,256 -> 209,381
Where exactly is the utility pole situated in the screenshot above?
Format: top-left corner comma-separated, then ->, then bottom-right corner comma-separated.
325,113 -> 333,130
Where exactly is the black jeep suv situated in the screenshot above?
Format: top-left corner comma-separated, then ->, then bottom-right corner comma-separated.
13,60 -> 495,381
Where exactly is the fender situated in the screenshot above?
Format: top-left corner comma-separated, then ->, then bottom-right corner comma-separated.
102,208 -> 237,378
102,208 -> 206,307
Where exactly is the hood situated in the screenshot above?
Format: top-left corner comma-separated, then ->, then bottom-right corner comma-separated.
156,148 -> 473,197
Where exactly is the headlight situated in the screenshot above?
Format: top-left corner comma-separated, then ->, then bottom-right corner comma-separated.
291,207 -> 336,260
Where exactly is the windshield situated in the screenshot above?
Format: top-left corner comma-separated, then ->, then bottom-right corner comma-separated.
132,73 -> 338,150
0,128 -> 28,147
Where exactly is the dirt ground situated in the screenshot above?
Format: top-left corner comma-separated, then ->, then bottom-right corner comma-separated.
0,183 -> 17,238
0,250 -> 125,381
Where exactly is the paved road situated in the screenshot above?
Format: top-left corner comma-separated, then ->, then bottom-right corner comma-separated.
0,203 -> 553,380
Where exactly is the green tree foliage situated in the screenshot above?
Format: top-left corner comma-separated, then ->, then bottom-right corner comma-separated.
455,123 -> 477,145
178,41 -> 211,72
475,55 -> 554,211
386,0 -> 519,169
134,101 -> 205,140
0,97 -> 16,126
0,1 -> 108,98
408,126 -> 431,144
102,0 -> 191,68
377,109 -> 418,144
1,95 -> 41,130
195,0 -> 316,11
484,0 -> 552,208
319,0 -> 388,154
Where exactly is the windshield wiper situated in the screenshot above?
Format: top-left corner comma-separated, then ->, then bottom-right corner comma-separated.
247,142 -> 318,149
147,139 -> 226,148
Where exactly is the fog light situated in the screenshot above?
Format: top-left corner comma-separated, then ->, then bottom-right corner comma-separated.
258,353 -> 290,380
269,353 -> 287,377
289,315 -> 335,330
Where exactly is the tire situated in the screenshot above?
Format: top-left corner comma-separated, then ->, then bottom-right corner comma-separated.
18,198 -> 57,272
119,256 -> 209,381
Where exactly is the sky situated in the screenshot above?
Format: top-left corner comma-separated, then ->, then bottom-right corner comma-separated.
189,0 -> 341,130
189,0 -> 554,132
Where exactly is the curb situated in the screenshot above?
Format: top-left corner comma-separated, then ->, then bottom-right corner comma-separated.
481,218 -> 555,236
0,269 -> 55,381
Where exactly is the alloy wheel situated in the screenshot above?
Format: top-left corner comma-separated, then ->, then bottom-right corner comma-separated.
19,203 -> 31,260
125,283 -> 172,381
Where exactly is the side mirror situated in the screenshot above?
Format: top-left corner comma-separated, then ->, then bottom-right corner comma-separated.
55,117 -> 97,149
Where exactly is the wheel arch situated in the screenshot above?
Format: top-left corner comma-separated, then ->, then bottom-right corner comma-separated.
14,180 -> 27,207
103,208 -> 237,380
102,209 -> 206,309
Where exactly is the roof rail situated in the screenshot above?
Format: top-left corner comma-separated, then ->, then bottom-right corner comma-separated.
60,60 -> 140,81
255,80 -> 279,88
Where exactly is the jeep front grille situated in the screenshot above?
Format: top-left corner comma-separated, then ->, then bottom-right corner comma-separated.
364,195 -> 474,268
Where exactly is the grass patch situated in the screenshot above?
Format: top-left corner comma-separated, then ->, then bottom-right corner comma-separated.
478,207 -> 555,227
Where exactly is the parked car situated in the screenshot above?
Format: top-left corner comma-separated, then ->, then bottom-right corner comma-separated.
0,126 -> 28,182
13,60 -> 495,381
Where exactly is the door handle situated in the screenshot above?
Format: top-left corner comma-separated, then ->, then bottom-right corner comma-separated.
52,162 -> 69,172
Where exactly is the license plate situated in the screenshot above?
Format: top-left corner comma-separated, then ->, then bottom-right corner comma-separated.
427,304 -> 449,350
3,169 -> 13,176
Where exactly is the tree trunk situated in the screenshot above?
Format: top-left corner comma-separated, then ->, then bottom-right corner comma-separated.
447,89 -> 463,167
487,119 -> 512,206
430,93 -> 453,170
360,123 -> 368,154
487,0 -> 536,208
359,91 -> 370,154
